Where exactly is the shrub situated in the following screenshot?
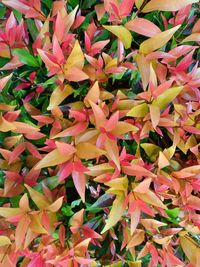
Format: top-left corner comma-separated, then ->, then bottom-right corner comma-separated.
0,0 -> 200,266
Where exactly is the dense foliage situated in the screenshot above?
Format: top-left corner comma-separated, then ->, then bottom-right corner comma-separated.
0,0 -> 200,266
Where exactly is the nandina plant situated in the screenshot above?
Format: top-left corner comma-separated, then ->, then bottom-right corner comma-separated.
0,0 -> 200,266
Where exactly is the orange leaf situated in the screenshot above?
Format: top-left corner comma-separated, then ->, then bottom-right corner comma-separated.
76,142 -> 106,159
47,197 -> 63,212
182,33 -> 200,43
72,171 -> 86,202
19,193 -> 30,212
35,149 -> 72,169
139,25 -> 181,54
70,209 -> 84,230
24,184 -> 50,210
0,114 -> 16,132
52,122 -> 88,139
47,84 -> 73,110
123,164 -> 156,178
142,0 -> 199,12
65,67 -> 89,82
133,178 -> 152,194
15,214 -> 31,250
127,230 -> 145,248
130,207 -> 141,235
89,101 -> 107,129
84,81 -> 100,107
125,18 -> 161,37
105,137 -> 120,170
55,141 -> 76,156
0,73 -> 12,92
58,225 -> 65,247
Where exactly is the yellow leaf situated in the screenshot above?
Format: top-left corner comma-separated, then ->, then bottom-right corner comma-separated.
105,137 -> 120,170
65,6 -> 79,33
101,192 -> 125,234
153,235 -> 172,245
24,184 -> 50,210
111,122 -> 138,135
127,261 -> 142,267
105,176 -> 128,193
85,163 -> 114,177
158,151 -> 169,170
149,104 -> 160,129
180,234 -> 200,266
142,0 -> 199,12
135,190 -> 166,209
130,207 -> 140,235
139,25 -> 181,54
127,103 -> 149,117
141,219 -> 167,231
101,177 -> 128,234
127,229 -> 145,248
64,40 -> 84,70
0,236 -> 11,246
135,0 -> 145,9
29,214 -> 48,234
182,33 -> 200,43
149,62 -> 157,85
103,25 -> 132,49
140,143 -> 160,157
135,54 -> 150,90
47,84 -> 73,110
152,86 -> 183,109
0,207 -> 23,218
76,142 -> 106,159
0,114 -> 17,132
84,81 -> 100,107
35,148 -> 72,169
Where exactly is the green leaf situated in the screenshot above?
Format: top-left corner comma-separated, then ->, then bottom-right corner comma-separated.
68,0 -> 79,8
13,9 -> 22,22
61,205 -> 74,217
41,0 -> 53,9
166,208 -> 180,218
26,19 -> 39,40
0,57 -> 10,68
82,0 -> 96,9
0,4 -> 6,18
12,49 -> 39,67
